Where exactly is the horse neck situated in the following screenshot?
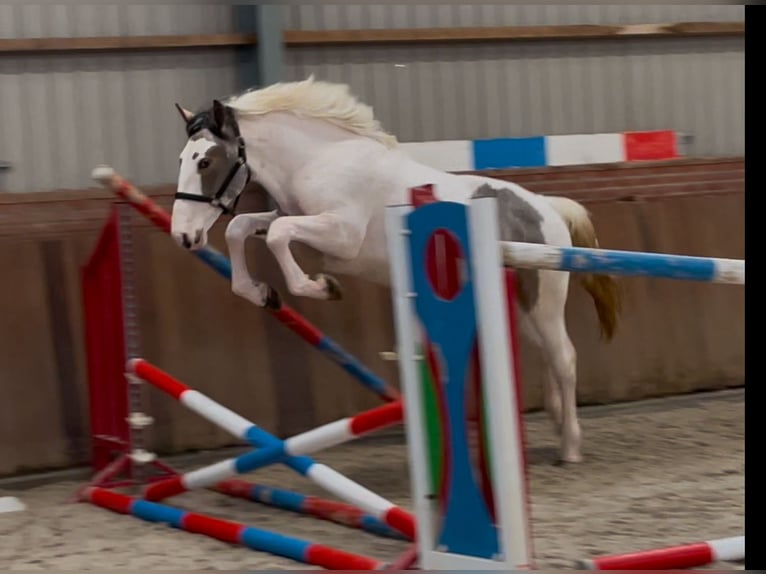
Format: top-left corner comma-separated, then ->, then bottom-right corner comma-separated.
239,112 -> 361,205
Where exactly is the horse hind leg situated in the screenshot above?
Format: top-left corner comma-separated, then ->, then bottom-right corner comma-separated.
525,272 -> 581,464
538,317 -> 580,463
554,333 -> 579,463
517,311 -> 563,436
543,365 -> 564,436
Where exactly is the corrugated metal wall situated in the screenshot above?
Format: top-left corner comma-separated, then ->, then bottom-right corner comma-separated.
284,4 -> 744,156
286,38 -> 743,151
0,4 -> 744,193
0,3 -> 235,37
284,4 -> 744,29
0,2 -> 238,193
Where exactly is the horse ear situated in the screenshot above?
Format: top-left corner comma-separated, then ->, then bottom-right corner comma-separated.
212,99 -> 227,130
175,103 -> 194,123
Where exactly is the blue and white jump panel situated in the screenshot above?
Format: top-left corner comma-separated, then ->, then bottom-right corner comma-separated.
385,197 -> 533,570
501,242 -> 745,285
386,193 -> 742,570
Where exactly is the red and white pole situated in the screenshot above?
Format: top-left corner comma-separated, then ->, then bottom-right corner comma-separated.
577,535 -> 744,570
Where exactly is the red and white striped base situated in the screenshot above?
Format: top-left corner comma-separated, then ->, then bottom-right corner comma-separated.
578,535 -> 744,570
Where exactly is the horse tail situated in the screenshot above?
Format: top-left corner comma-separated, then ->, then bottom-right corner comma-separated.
546,196 -> 623,341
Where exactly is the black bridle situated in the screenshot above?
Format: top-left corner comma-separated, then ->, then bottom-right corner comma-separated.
174,112 -> 252,216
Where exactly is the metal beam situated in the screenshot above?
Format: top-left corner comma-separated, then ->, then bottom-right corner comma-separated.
255,4 -> 284,87
234,5 -> 259,90
234,3 -> 283,90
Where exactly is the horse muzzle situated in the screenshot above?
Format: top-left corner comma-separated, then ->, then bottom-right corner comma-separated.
174,229 -> 207,251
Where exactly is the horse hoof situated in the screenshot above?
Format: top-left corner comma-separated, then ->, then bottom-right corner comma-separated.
555,456 -> 583,467
316,274 -> 343,300
264,285 -> 282,310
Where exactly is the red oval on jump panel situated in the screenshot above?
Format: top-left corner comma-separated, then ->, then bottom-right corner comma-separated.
624,130 -> 678,161
425,229 -> 465,301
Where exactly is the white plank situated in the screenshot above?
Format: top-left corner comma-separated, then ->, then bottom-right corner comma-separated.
545,133 -> 624,166
398,140 -> 473,172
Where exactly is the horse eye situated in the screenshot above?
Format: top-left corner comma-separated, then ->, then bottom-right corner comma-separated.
198,158 -> 210,170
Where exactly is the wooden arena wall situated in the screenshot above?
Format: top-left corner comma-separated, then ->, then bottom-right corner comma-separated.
0,158 -> 743,476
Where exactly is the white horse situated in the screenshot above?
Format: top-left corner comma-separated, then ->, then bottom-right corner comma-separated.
171,76 -> 621,464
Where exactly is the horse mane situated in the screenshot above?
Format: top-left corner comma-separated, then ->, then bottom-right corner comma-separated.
225,76 -> 398,148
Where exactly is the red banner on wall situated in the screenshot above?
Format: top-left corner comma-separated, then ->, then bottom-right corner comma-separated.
623,130 -> 678,161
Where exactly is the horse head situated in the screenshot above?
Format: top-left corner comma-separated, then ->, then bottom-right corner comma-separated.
171,100 -> 251,250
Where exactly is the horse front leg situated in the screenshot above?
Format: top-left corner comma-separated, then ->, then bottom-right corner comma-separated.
224,210 -> 282,308
265,213 -> 366,300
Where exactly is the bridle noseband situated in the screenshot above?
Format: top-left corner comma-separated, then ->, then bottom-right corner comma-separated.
174,112 -> 252,216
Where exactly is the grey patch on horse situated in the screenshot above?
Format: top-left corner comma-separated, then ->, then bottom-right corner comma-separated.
472,183 -> 545,311
199,144 -> 230,197
187,126 -> 241,200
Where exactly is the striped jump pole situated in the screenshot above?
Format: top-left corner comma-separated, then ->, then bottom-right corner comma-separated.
501,241 -> 745,284
214,479 -> 406,540
90,166 -> 399,403
128,358 -> 415,541
145,399 -> 403,500
577,535 -> 745,570
80,487 -> 383,570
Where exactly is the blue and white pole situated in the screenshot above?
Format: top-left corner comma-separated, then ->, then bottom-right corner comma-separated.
501,242 -> 744,284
